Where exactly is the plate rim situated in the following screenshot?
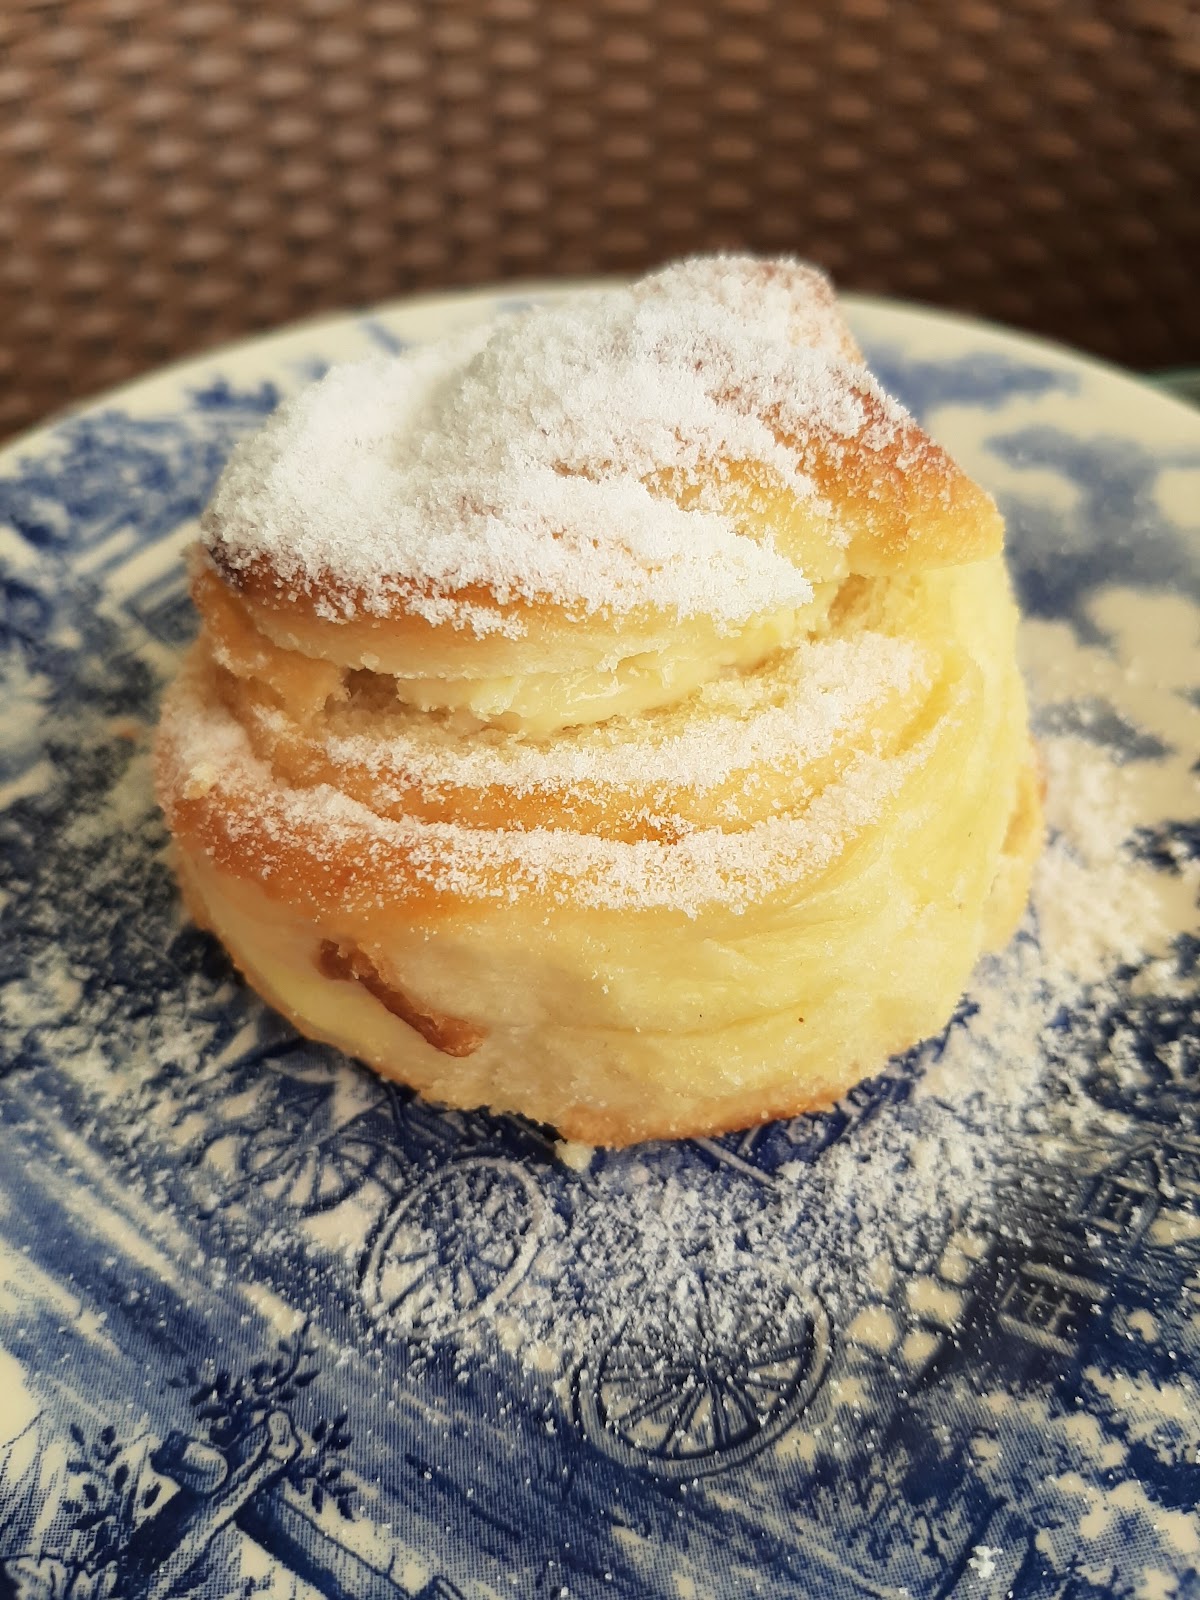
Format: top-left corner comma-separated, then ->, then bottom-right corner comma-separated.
4,278 -> 1200,468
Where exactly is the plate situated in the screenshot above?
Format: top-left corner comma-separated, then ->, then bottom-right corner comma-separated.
1,287 -> 1199,1600
1154,369 -> 1200,410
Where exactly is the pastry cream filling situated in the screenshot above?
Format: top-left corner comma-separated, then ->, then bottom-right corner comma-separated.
205,557 -> 846,738
365,588 -> 840,735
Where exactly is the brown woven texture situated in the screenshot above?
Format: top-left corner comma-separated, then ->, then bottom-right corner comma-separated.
2,0 -> 1198,440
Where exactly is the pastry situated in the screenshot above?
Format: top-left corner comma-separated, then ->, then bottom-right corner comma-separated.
156,256 -> 1042,1144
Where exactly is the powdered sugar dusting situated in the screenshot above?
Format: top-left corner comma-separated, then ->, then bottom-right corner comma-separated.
633,255 -> 862,363
160,674 -> 923,916
203,259 -> 915,628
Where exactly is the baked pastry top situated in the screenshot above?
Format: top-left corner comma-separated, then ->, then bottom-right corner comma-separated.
157,256 -> 1041,1143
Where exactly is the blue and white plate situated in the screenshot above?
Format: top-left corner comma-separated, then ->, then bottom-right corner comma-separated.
1,289 -> 1199,1600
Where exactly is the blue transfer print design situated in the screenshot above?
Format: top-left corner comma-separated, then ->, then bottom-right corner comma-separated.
865,340 -> 1200,628
990,428 -> 1200,625
1130,821 -> 1200,878
290,357 -> 331,385
0,380 -> 278,559
358,318 -> 411,356
1,325 -> 1199,1600
1031,699 -> 1173,766
862,345 -> 1079,425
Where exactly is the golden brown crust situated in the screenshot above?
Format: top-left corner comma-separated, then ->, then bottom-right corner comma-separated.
204,405 -> 1001,650
315,939 -> 485,1058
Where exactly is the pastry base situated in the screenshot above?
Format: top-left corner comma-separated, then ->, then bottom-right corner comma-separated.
173,745 -> 1040,1146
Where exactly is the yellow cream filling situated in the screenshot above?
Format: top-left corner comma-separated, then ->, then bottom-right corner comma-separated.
380,588 -> 840,735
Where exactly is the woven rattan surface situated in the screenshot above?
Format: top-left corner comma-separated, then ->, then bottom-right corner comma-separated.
2,0 -> 1198,440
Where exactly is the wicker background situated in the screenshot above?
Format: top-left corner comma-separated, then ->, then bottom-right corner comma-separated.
2,0 -> 1198,441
